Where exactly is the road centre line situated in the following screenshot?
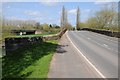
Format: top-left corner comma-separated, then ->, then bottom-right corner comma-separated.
88,32 -> 118,43
103,44 -> 108,47
78,33 -> 118,53
89,38 -> 118,53
87,37 -> 91,40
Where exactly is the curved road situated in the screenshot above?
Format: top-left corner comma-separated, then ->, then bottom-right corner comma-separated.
67,31 -> 118,78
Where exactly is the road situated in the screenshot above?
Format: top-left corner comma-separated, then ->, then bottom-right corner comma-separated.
48,33 -> 101,78
67,31 -> 118,78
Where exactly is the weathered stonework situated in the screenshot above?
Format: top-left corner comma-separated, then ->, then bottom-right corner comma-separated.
5,29 -> 67,55
81,28 -> 120,38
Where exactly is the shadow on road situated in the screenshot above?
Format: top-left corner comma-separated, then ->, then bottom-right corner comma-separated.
56,45 -> 68,54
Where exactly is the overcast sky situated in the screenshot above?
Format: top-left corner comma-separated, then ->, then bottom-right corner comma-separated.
2,1 -> 119,26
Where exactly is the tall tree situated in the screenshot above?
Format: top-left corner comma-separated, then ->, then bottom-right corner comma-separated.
60,6 -> 68,30
76,7 -> 80,30
65,10 -> 68,29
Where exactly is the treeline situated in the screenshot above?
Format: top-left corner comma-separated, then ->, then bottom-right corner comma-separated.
82,3 -> 118,32
2,19 -> 37,40
37,24 -> 61,34
2,19 -> 61,40
60,4 -> 118,32
1,3 -> 119,40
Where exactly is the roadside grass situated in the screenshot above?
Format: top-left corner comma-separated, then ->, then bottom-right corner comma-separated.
2,40 -> 58,79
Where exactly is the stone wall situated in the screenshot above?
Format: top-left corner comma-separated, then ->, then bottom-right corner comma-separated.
5,37 -> 43,55
81,28 -> 120,38
5,28 -> 67,55
43,28 -> 67,41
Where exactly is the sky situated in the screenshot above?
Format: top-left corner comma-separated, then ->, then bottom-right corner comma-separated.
2,1 -> 119,26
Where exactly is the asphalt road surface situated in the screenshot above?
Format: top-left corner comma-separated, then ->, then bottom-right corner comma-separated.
48,33 -> 101,78
67,31 -> 118,78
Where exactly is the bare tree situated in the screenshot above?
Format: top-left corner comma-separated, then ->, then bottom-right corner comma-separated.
35,22 -> 40,29
86,3 -> 118,32
76,7 -> 80,30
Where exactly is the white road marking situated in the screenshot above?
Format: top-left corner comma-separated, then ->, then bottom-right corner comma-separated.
66,31 -> 106,78
81,31 -> 118,52
89,39 -> 118,53
82,33 -> 118,53
87,38 -> 91,40
103,44 -> 108,47
89,32 -> 118,43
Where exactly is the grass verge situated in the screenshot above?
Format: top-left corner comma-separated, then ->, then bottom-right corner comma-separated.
2,40 -> 58,79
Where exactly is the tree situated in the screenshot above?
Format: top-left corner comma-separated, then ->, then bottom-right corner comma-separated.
86,3 -> 118,32
79,22 -> 86,29
42,23 -> 49,31
49,24 -> 52,28
60,6 -> 68,30
67,23 -> 73,30
86,17 -> 98,29
35,22 -> 40,29
76,7 -> 80,30
65,9 -> 68,29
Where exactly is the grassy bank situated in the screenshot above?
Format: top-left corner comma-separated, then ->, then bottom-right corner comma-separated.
2,40 -> 58,79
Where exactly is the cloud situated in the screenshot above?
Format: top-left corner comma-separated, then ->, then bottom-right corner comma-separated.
94,0 -> 118,5
68,8 -> 91,15
31,17 -> 42,21
6,16 -> 26,20
58,11 -> 61,15
41,2 -> 58,6
24,10 -> 41,17
68,9 -> 77,15
0,9 -> 2,16
6,6 -> 10,9
82,9 -> 91,13
2,0 -> 119,2
94,2 -> 109,5
40,0 -> 58,6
